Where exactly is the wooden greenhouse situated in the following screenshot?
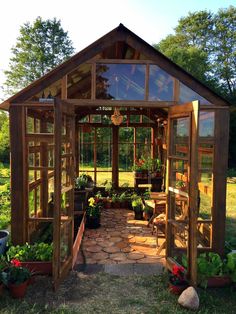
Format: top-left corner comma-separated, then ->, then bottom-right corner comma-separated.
0,24 -> 230,288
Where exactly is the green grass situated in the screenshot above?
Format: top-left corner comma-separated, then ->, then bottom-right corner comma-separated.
0,272 -> 236,313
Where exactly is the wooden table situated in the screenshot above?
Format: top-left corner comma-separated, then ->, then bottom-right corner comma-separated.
134,176 -> 163,191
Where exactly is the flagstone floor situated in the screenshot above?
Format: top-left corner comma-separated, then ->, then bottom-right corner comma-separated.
77,208 -> 166,265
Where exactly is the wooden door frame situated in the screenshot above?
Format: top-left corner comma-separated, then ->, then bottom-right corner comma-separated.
166,101 -> 199,286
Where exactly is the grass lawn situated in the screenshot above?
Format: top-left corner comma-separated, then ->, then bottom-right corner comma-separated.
0,272 -> 236,313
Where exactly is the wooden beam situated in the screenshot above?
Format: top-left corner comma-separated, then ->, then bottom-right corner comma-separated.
67,99 -> 176,108
112,126 -> 119,188
212,108 -> 229,255
9,105 -> 27,244
61,75 -> 68,99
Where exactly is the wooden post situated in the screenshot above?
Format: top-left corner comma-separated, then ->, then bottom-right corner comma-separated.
112,126 -> 119,188
75,119 -> 79,177
212,109 -> 229,255
9,105 -> 27,244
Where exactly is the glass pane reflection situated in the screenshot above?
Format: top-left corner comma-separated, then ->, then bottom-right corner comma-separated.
96,64 -> 145,100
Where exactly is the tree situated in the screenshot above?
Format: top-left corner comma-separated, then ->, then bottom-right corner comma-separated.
155,6 -> 236,166
156,6 -> 236,103
4,17 -> 75,96
0,111 -> 10,163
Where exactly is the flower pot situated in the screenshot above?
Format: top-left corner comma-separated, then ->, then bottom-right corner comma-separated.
207,276 -> 232,288
134,211 -> 143,220
9,280 -> 28,298
21,261 -> 52,275
169,283 -> 188,295
0,230 -> 9,254
86,216 -> 101,229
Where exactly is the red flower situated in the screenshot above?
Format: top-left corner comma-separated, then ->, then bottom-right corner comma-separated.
11,259 -> 22,267
172,265 -> 184,279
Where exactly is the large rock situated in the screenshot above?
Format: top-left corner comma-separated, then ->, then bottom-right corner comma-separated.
178,286 -> 199,311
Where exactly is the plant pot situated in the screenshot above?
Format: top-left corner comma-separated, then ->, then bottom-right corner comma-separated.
134,211 -> 143,220
21,261 -> 52,275
207,276 -> 232,288
9,280 -> 28,298
86,216 -> 101,229
0,230 -> 9,254
169,283 -> 188,295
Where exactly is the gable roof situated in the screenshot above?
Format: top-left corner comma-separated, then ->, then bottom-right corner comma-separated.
0,23 -> 229,110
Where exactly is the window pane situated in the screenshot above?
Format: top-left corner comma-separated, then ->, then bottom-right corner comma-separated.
179,82 -> 211,104
149,65 -> 174,100
199,111 -> 215,137
119,172 -> 133,187
96,64 -> 145,100
199,144 -> 213,170
96,172 -> 112,186
119,128 -> 134,143
171,117 -> 189,158
119,144 -> 134,171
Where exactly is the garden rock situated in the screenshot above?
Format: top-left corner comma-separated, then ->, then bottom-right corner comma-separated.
178,286 -> 199,311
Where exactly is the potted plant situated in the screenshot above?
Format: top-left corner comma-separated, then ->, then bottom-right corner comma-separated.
143,205 -> 153,221
86,196 -> 103,229
7,242 -> 53,275
0,230 -> 9,254
2,259 -> 31,298
131,194 -> 143,220
169,265 -> 188,295
75,173 -> 93,190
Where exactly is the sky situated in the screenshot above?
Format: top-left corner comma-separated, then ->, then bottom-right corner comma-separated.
0,0 -> 235,101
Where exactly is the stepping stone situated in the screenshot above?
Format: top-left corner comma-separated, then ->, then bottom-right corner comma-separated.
121,246 -> 134,253
116,241 -> 129,249
83,240 -> 97,246
134,236 -> 147,243
136,257 -> 162,263
127,252 -> 145,260
110,253 -> 127,262
109,237 -> 123,243
92,252 -> 109,261
103,246 -> 121,253
99,241 -> 115,248
110,231 -> 121,237
85,246 -> 102,253
85,258 -> 97,264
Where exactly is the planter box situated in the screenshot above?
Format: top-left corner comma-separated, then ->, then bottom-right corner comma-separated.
207,276 -> 232,288
21,261 -> 52,275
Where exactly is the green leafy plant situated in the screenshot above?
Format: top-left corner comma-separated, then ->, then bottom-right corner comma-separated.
226,252 -> 236,282
131,194 -> 143,212
7,242 -> 53,262
75,173 -> 93,190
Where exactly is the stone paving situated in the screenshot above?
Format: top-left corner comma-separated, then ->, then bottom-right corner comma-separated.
76,208 -> 166,266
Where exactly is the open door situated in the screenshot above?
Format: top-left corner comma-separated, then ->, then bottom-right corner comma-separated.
166,101 -> 199,286
53,99 -> 75,290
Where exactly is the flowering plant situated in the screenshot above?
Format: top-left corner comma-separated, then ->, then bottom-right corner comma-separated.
169,265 -> 187,286
3,259 -> 31,285
133,156 -> 162,172
86,197 -> 103,218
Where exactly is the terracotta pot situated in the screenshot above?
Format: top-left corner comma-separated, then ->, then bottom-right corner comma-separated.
169,283 -> 188,295
207,276 -> 232,288
9,280 -> 28,298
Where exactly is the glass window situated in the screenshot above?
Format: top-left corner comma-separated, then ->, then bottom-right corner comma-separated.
199,111 -> 215,137
149,65 -> 174,100
179,82 -> 211,104
171,117 -> 189,158
96,64 -> 145,100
